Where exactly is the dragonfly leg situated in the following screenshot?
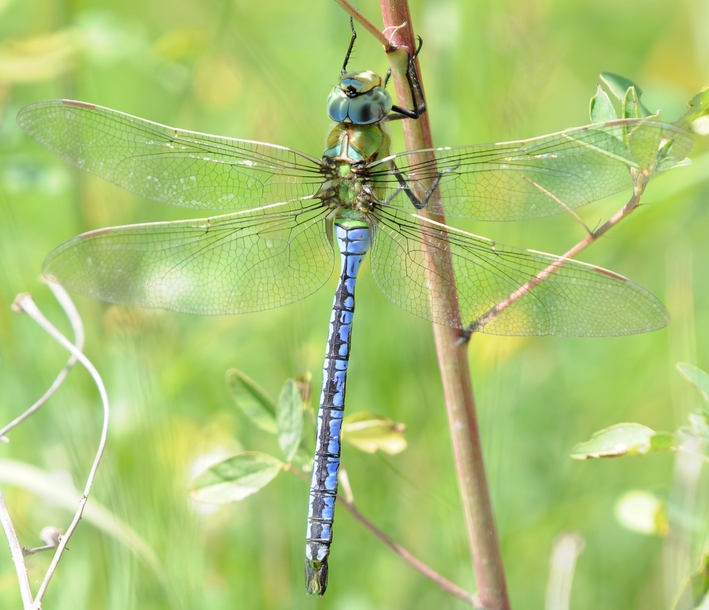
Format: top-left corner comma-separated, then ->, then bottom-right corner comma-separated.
387,37 -> 427,121
456,328 -> 474,345
340,17 -> 358,74
387,161 -> 443,210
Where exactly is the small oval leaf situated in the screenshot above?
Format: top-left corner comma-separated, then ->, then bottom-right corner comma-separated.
226,369 -> 277,433
189,451 -> 283,504
590,84 -> 617,123
342,412 -> 407,455
677,363 -> 709,403
673,85 -> 709,135
688,413 -> 709,439
622,85 -> 653,119
277,379 -> 304,462
571,423 -> 674,459
599,73 -> 653,118
650,431 -> 679,451
600,72 -> 643,101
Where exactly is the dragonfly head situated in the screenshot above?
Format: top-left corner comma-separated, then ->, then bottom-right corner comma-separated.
327,70 -> 393,125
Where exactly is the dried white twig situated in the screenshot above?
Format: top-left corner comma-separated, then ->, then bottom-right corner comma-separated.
545,532 -> 586,610
9,284 -> 110,610
0,489 -> 33,607
0,282 -> 84,441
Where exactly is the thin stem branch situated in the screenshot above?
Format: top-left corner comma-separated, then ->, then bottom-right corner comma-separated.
342,496 -> 486,608
0,490 -> 33,608
333,0 -> 391,49
290,467 -> 483,606
12,286 -> 110,610
23,544 -> 58,557
0,283 -> 84,441
472,172 -> 651,332
378,2 -> 510,608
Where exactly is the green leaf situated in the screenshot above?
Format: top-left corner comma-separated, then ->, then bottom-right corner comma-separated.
600,72 -> 643,101
226,369 -> 277,434
622,86 -> 642,119
694,591 -> 709,610
650,431 -> 678,451
189,451 -> 283,504
688,413 -> 709,439
590,84 -> 618,123
599,72 -> 653,118
674,85 -> 709,135
276,379 -> 304,462
677,363 -> 709,403
614,490 -> 667,536
342,412 -> 407,454
571,423 -> 675,459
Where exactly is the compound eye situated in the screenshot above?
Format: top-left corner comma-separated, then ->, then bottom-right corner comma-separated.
327,71 -> 392,124
346,88 -> 392,125
327,88 -> 350,123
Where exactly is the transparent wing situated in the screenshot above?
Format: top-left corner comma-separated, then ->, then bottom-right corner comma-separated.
371,118 -> 693,221
18,99 -> 324,210
43,201 -> 334,315
369,207 -> 668,336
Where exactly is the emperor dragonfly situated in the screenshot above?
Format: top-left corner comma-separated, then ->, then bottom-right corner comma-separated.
17,35 -> 693,594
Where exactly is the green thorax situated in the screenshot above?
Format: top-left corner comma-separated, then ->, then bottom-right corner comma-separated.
323,122 -> 391,163
319,122 -> 391,216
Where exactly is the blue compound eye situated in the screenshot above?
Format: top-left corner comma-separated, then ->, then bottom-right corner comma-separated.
327,71 -> 393,125
345,88 -> 392,124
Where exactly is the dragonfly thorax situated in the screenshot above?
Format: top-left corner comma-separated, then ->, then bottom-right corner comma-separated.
323,122 -> 391,163
327,70 -> 393,125
317,161 -> 376,215
319,120 -> 391,215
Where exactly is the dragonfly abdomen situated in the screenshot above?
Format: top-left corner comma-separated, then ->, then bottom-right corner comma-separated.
305,221 -> 370,595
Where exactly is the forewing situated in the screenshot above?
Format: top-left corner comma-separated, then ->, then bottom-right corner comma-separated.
369,208 -> 668,337
18,99 -> 324,210
43,201 -> 334,315
372,119 -> 693,221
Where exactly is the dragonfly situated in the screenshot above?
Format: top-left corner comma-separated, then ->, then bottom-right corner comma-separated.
18,29 -> 692,595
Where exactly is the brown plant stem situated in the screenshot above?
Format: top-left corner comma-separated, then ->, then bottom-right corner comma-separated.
333,0 -> 391,49
378,2 -> 510,608
472,172 -> 651,332
341,496 -> 485,608
290,466 -> 484,607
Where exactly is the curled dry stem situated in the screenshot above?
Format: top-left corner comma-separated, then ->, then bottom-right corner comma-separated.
7,283 -> 110,610
1,283 -> 84,441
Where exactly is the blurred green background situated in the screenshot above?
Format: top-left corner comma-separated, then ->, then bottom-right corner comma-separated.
1,0 -> 708,609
